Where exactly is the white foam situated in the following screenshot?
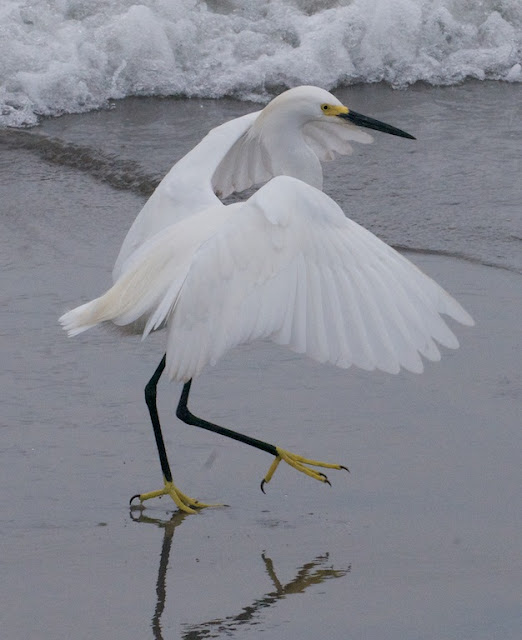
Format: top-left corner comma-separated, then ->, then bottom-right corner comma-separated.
1,0 -> 521,127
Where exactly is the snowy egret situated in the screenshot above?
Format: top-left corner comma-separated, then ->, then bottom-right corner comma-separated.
60,86 -> 473,513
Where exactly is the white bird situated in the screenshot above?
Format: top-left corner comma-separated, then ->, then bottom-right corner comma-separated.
60,86 -> 474,513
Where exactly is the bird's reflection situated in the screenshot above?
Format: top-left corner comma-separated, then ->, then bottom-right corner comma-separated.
131,509 -> 351,639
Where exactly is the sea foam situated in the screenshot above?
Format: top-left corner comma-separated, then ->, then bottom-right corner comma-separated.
1,0 -> 521,127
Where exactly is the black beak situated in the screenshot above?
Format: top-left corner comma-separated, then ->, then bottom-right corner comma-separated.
338,110 -> 415,140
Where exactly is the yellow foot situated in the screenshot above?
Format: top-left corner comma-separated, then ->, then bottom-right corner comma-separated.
261,447 -> 349,493
129,480 -> 223,514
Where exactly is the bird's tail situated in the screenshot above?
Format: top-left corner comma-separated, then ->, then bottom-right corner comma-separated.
60,242 -> 185,337
59,263 -> 157,336
59,294 -> 118,337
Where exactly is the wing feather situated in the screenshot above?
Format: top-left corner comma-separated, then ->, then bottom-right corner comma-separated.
303,120 -> 373,161
113,111 -> 260,279
162,176 -> 473,381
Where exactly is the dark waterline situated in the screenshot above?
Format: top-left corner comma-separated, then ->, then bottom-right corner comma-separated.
3,81 -> 521,273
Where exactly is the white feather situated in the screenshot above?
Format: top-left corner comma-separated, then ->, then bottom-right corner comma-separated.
113,111 -> 260,280
61,86 -> 473,385
133,176 -> 473,381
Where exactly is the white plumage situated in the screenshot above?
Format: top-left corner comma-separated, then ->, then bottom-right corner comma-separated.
59,85 -> 475,510
61,85 -> 473,383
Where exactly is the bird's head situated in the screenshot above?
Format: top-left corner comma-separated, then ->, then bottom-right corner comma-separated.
269,85 -> 415,140
319,100 -> 415,140
213,85 -> 415,198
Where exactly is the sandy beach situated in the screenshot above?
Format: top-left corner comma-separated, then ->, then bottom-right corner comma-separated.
1,82 -> 521,639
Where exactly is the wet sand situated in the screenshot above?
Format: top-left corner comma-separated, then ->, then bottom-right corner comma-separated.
1,83 -> 521,639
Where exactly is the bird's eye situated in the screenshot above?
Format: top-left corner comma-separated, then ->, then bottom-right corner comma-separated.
321,104 -> 329,111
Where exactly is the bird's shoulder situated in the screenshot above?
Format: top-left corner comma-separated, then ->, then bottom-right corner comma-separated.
249,175 -> 345,222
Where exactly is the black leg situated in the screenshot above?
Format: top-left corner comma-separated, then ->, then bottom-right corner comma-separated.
132,356 -> 347,507
176,379 -> 278,456
144,355 -> 173,483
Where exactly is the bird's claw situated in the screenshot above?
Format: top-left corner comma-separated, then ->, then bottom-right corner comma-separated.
260,447 -> 348,491
318,472 -> 332,487
129,479 -> 222,514
130,493 -> 143,507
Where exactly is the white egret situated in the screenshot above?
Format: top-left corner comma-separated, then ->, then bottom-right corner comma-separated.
60,86 -> 473,513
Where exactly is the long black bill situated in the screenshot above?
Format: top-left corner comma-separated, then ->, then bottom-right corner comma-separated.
338,110 -> 415,140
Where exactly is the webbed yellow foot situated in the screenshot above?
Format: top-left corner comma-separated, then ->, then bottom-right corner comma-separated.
261,447 -> 349,493
130,479 -> 222,514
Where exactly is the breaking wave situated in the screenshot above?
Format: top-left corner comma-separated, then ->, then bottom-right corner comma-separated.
1,0 -> 521,127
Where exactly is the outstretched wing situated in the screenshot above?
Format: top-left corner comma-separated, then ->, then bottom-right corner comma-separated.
163,176 -> 473,381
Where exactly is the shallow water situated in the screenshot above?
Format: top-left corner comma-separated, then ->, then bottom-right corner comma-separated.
1,83 -> 521,639
4,81 -> 521,272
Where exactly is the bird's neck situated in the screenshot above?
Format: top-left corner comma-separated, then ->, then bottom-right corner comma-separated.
251,111 -> 324,190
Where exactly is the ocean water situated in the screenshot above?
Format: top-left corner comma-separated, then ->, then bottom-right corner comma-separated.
1,86 -> 521,639
1,0 -> 521,127
2,6 -> 522,639
2,82 -> 520,274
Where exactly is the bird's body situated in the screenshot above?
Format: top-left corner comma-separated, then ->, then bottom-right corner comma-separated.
113,87 -> 374,279
63,175 -> 471,381
60,86 -> 473,513
112,110 -> 259,279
